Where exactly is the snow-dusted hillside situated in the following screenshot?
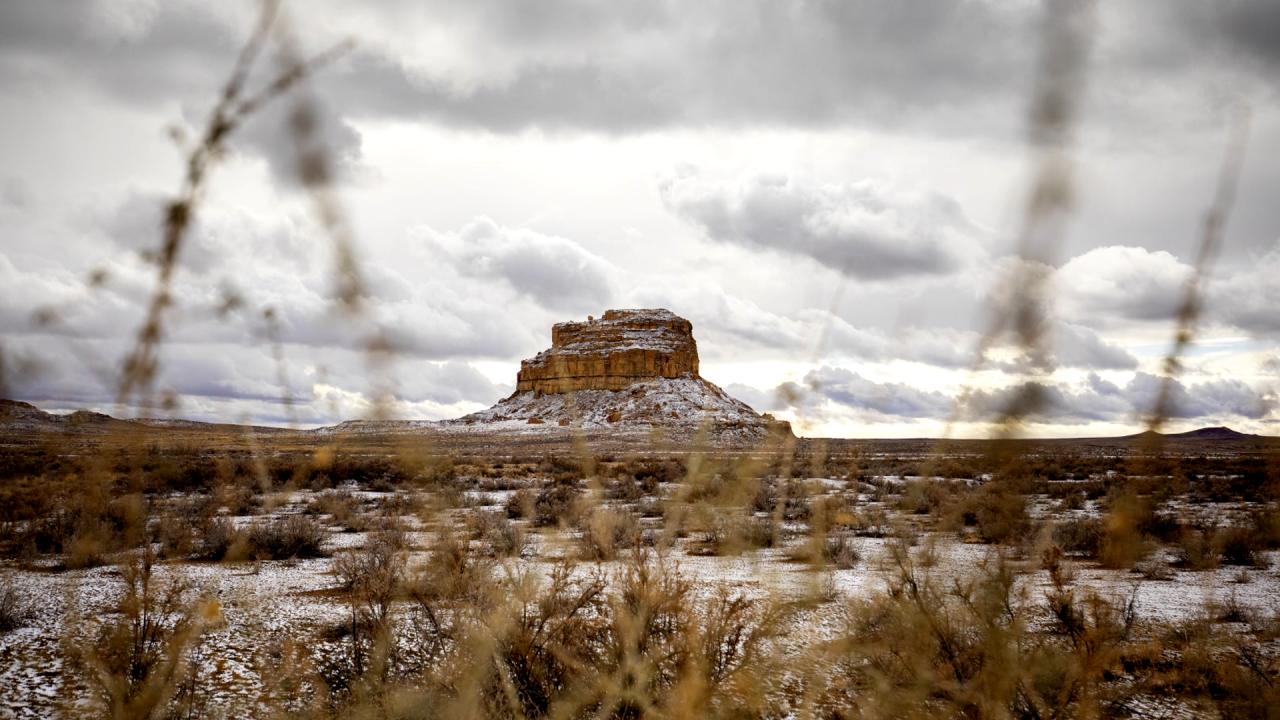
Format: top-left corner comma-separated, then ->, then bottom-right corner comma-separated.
442,375 -> 788,443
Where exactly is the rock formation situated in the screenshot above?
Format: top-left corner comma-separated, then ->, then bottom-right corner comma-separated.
452,309 -> 792,444
515,309 -> 699,394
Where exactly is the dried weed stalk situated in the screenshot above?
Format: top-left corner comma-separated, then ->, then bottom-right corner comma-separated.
117,0 -> 350,414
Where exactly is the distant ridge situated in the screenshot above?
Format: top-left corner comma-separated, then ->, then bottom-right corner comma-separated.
0,398 -> 287,440
1120,426 -> 1259,441
1,398 -> 1272,445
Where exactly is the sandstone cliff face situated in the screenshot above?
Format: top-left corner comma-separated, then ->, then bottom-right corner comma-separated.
516,309 -> 700,394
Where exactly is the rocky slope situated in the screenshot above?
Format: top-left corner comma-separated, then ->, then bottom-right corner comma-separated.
0,399 -> 127,435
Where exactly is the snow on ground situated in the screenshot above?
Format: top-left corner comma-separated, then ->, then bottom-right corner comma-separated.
0,557 -> 345,719
2,486 -> 1278,718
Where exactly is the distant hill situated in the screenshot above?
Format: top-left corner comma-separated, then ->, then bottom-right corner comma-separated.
0,398 -> 289,444
1163,426 -> 1257,440
1122,426 -> 1260,441
0,398 -> 133,434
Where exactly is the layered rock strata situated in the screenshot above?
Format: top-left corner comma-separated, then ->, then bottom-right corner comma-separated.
516,309 -> 699,394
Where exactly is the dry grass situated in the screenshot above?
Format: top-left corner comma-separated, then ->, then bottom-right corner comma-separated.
0,443 -> 1268,717
69,550 -> 222,719
2,1 -> 1276,718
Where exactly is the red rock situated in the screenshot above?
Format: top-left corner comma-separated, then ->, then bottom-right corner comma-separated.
516,309 -> 699,394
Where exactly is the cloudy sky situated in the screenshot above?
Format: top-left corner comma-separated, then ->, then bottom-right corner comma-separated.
2,0 -> 1278,438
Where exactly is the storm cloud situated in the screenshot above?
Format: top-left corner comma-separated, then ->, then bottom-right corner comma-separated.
1,0 -> 1277,435
659,171 -> 983,281
419,217 -> 615,313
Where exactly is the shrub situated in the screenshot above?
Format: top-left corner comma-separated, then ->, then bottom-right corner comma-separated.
532,483 -> 580,527
478,561 -> 609,717
504,488 -> 533,520
417,456 -> 456,485
217,483 -> 261,516
417,554 -> 786,719
192,518 -> 245,561
537,455 -> 588,482
822,533 -> 861,569
154,514 -> 194,560
1252,506 -> 1280,546
1217,526 -> 1266,568
470,510 -> 526,557
1174,527 -> 1219,570
637,495 -> 665,518
604,474 -> 646,501
0,573 -> 31,632
752,478 -> 811,521
246,515 -> 326,560
410,527 -> 493,605
897,479 -> 953,515
78,552 -> 220,718
307,490 -> 364,532
330,530 -> 407,682
1098,493 -> 1151,570
64,520 -> 113,570
1053,517 -> 1103,558
619,457 -> 684,488
578,507 -> 642,561
971,486 -> 1031,545
821,542 -> 1137,718
690,513 -> 777,556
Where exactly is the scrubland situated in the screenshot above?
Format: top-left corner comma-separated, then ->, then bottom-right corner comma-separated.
1,439 -> 1277,719
2,0 -> 1273,717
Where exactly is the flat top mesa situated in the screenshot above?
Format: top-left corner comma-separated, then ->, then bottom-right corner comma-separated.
448,308 -> 791,444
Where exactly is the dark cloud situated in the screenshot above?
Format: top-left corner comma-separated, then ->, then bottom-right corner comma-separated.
306,0 -> 1034,135
3,0 -> 1278,140
659,170 -> 983,281
1205,1 -> 1280,71
0,2 -> 241,106
5,195 -> 542,375
386,361 -> 509,407
628,285 -> 979,367
421,217 -> 615,313
1211,240 -> 1280,338
749,366 -> 953,420
1052,240 -> 1280,344
1121,372 -> 1271,421
81,193 -> 536,361
2,1 -> 1277,432
3,330 -> 509,426
734,365 -> 1273,428
229,98 -> 370,189
957,372 -> 1272,425
1052,322 -> 1138,370
633,282 -> 1136,373
0,0 -> 1015,133
958,378 -> 1127,425
804,366 -> 952,419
